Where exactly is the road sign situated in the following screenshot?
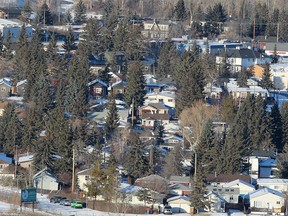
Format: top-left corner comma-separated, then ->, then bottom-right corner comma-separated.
21,188 -> 37,202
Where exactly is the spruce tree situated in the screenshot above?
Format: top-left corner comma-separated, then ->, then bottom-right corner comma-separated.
237,70 -> 248,87
125,134 -> 149,179
124,61 -> 146,108
272,44 -> 279,64
63,27 -> 76,54
104,95 -> 119,139
220,95 -> 237,124
74,0 -> 86,24
63,10 -> 72,24
4,30 -> 13,60
0,31 -> 3,56
174,0 -> 187,21
98,66 -> 111,84
259,63 -> 273,90
269,102 -> 283,151
36,2 -> 53,25
281,102 -> 288,148
21,0 -> 32,21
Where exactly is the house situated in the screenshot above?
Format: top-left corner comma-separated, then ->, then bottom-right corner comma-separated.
105,51 -> 126,73
0,19 -> 33,43
141,58 -> 156,74
88,79 -> 108,99
263,42 -> 288,59
270,63 -> 288,90
141,19 -> 170,40
33,168 -> 59,191
145,92 -> 176,108
15,79 -> 27,97
223,179 -> 255,195
216,48 -> 271,73
206,185 -> 240,204
119,183 -> 146,205
140,103 -> 170,128
257,178 -> 288,193
161,135 -> 184,150
168,183 -> 192,196
259,158 -> 277,178
76,168 -> 91,192
0,78 -> 12,98
167,196 -> 191,213
18,154 -> 33,169
111,81 -> 126,100
134,174 -> 168,192
0,153 -> 12,173
205,192 -> 227,213
249,188 -> 285,213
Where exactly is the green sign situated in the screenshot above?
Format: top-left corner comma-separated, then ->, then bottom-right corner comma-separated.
21,188 -> 37,202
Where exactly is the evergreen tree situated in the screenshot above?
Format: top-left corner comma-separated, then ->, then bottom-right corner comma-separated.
21,0 -> 32,21
125,134 -> 149,179
269,102 -> 283,151
63,27 -> 76,54
0,31 -> 3,56
124,61 -> 146,108
259,63 -> 273,90
4,30 -> 13,60
237,70 -> 248,87
63,10 -> 72,24
98,66 -> 111,84
271,44 -> 279,64
174,0 -> 187,21
74,0 -> 86,24
36,2 -> 53,25
104,95 -> 119,139
281,102 -> 288,148
220,95 -> 236,124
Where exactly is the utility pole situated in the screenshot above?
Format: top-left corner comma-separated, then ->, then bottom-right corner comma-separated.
72,148 -> 75,193
276,22 -> 279,43
253,17 -> 256,40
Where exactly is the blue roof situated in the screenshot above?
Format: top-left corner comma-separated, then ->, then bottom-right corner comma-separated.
0,153 -> 12,164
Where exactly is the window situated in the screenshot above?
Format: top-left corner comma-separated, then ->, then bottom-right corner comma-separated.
117,89 -> 122,94
225,189 -> 229,192
1,87 -> 6,92
159,99 -> 163,102
254,201 -> 262,208
95,88 -> 102,93
85,176 -> 89,181
213,188 -> 217,191
277,201 -> 281,204
218,189 -> 222,192
168,99 -> 173,102
274,186 -> 279,190
0,165 -> 3,169
231,189 -> 234,192
230,196 -> 234,201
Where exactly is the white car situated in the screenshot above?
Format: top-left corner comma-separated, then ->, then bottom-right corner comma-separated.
163,206 -> 173,215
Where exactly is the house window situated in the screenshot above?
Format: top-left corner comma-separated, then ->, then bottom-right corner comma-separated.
231,189 -> 234,192
159,99 -> 163,102
230,196 -> 233,201
213,188 -> 217,191
274,186 -> 279,190
254,201 -> 262,208
225,189 -> 229,192
168,99 -> 173,102
95,88 -> 102,93
1,87 -> 6,92
0,165 -> 3,169
117,89 -> 122,94
85,176 -> 89,181
276,201 -> 281,204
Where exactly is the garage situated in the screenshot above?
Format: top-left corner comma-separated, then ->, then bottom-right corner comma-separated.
167,196 -> 191,213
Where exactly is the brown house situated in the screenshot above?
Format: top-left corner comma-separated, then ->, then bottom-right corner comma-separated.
0,78 -> 12,98
111,80 -> 126,100
140,103 -> 170,128
88,79 -> 108,99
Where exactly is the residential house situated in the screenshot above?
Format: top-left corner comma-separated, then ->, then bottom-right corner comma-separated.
140,103 -> 170,128
0,78 -> 12,98
257,178 -> 288,193
270,63 -> 288,90
119,183 -> 146,205
138,129 -> 156,144
145,92 -> 176,108
105,51 -> 126,73
88,79 -> 108,99
259,158 -> 277,178
161,135 -> 184,150
141,58 -> 156,74
77,168 -> 91,192
15,79 -> 27,97
111,81 -> 126,100
167,196 -> 191,213
141,19 -> 170,40
206,185 -> 240,204
135,174 -> 168,191
248,188 -> 285,213
216,48 -> 271,73
223,179 -> 255,195
0,153 -> 12,173
145,83 -> 166,93
169,176 -> 191,187
18,154 -> 33,169
205,192 -> 227,213
33,168 -> 59,191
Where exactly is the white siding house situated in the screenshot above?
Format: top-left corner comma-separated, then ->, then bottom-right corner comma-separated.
33,169 -> 59,191
257,179 -> 288,193
223,179 -> 255,195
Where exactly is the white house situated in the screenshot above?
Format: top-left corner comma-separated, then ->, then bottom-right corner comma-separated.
76,168 -> 91,192
119,183 -> 146,205
145,92 -> 176,108
205,192 -> 227,213
0,19 -> 33,43
270,63 -> 288,90
257,178 -> 288,193
167,196 -> 191,213
33,168 -> 59,191
161,135 -> 184,150
249,188 -> 285,213
216,48 -> 271,73
223,179 -> 255,195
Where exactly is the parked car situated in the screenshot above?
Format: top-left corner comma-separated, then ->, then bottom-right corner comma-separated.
50,196 -> 66,203
163,205 -> 173,215
60,199 -> 71,206
71,201 -> 83,208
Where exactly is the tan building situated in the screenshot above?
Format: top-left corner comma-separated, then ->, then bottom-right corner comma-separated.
252,64 -> 265,78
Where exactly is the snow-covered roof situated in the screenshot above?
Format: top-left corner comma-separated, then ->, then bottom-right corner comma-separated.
0,78 -> 12,87
257,178 -> 288,185
226,79 -> 268,94
120,183 -> 143,195
16,79 -> 27,87
270,63 -> 288,73
259,158 -> 276,167
146,92 -> 176,99
163,135 -> 183,141
223,179 -> 254,189
167,195 -> 190,202
249,187 -> 284,199
88,79 -> 108,87
18,154 -> 33,163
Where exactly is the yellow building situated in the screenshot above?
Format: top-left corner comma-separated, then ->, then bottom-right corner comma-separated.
251,64 -> 265,78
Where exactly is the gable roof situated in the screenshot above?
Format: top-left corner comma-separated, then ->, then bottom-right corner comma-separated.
0,78 -> 12,87
223,179 -> 255,189
206,174 -> 251,184
250,150 -> 275,158
143,103 -> 168,110
249,187 -> 284,199
18,154 -> 33,163
88,79 -> 108,87
111,80 -> 127,88
16,80 -> 27,87
169,176 -> 191,183
135,174 -> 167,185
77,168 -> 92,176
168,183 -> 191,191
0,153 -> 12,164
167,195 -> 190,202
225,49 -> 263,59
257,178 -> 288,185
163,135 -> 183,142
33,168 -> 57,181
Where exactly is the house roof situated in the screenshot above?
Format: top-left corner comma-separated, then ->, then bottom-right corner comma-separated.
33,168 -> 57,181
257,178 -> 288,185
142,113 -> 170,121
120,183 -> 143,195
16,79 -> 27,87
206,174 -> 251,184
111,80 -> 126,88
169,176 -> 191,183
88,79 -> 108,87
167,195 -> 190,202
250,150 -> 275,158
256,36 -> 286,43
205,191 -> 227,203
143,103 -> 167,110
168,183 -> 191,191
77,168 -> 92,176
223,179 -> 255,189
0,153 -> 12,164
259,158 -> 276,167
135,174 -> 168,185
225,48 -> 263,59
249,187 -> 284,199
163,135 -> 183,142
0,78 -> 12,87
18,154 -> 33,163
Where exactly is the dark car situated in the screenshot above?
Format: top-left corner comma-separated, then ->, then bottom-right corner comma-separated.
50,196 -> 66,203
